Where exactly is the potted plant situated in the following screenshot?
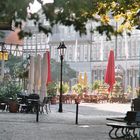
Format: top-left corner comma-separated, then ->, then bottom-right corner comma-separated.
72,83 -> 83,95
57,82 -> 70,103
61,82 -> 69,95
4,81 -> 22,113
92,80 -> 101,94
47,82 -> 57,104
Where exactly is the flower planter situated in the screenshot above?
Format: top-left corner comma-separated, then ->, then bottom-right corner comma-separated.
51,97 -> 57,105
8,101 -> 19,113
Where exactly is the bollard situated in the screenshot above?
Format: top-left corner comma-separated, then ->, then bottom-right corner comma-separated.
36,100 -> 39,122
75,98 -> 80,125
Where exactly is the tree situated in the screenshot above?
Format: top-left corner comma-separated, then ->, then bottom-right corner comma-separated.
0,0 -> 34,29
5,55 -> 23,79
0,0 -> 140,39
5,55 -> 29,89
51,59 -> 76,82
39,0 -> 140,39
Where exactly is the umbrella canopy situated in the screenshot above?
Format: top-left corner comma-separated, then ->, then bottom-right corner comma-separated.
27,56 -> 34,94
46,51 -> 52,85
104,50 -> 115,92
34,54 -> 41,94
40,52 -> 48,102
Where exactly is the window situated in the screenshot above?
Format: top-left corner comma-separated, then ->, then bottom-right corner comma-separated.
84,45 -> 88,61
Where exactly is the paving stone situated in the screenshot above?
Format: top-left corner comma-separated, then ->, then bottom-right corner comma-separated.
0,103 -> 131,140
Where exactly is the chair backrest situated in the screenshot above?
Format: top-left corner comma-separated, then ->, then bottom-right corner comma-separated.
43,97 -> 51,104
124,111 -> 137,124
132,98 -> 140,111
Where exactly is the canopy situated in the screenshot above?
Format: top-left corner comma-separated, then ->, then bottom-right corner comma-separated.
104,50 -> 115,92
40,52 -> 48,102
34,54 -> 41,94
27,56 -> 34,94
46,51 -> 52,85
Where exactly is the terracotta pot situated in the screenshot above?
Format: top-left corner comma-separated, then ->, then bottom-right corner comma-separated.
9,101 -> 19,113
51,97 -> 57,105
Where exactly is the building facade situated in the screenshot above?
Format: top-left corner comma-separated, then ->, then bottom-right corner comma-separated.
48,22 -> 140,92
23,16 -> 140,92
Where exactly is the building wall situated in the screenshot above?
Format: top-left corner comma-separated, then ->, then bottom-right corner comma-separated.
49,24 -> 140,92
23,19 -> 140,92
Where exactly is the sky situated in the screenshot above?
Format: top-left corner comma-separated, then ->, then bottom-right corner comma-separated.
29,0 -> 54,13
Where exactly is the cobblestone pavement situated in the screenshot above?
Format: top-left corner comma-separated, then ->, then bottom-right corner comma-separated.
0,103 -> 131,140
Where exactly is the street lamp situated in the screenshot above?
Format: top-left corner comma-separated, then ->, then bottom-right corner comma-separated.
0,42 -> 8,61
136,10 -> 140,87
0,42 -> 8,82
57,42 -> 67,112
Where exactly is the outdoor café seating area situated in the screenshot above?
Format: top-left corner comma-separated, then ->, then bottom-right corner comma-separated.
0,93 -> 41,113
55,93 -> 131,104
0,92 -> 131,113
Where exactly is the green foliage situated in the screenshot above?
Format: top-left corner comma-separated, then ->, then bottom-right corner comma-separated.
92,80 -> 101,91
5,55 -> 22,79
62,82 -> 69,94
5,55 -> 29,80
72,83 -> 83,95
0,85 -> 7,101
47,82 -> 57,97
113,82 -> 123,93
42,0 -> 140,39
57,82 -> 69,94
51,59 -> 76,82
0,0 -> 139,39
0,81 -> 22,101
0,0 -> 34,26
127,85 -> 132,93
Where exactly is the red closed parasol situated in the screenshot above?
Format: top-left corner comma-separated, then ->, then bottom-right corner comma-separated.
104,50 -> 115,92
46,51 -> 52,85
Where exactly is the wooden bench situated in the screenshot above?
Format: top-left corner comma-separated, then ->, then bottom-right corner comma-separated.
106,111 -> 140,139
106,117 -> 125,122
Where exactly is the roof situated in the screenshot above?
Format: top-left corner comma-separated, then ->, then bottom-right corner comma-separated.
5,28 -> 23,46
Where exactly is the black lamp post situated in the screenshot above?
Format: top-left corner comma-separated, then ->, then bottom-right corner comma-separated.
136,10 -> 140,87
57,42 -> 67,113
